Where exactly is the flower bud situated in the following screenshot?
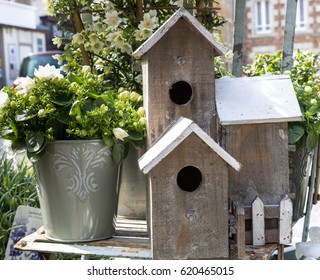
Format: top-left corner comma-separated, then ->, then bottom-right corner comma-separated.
130,91 -> 141,102
305,85 -> 312,94
310,99 -> 317,105
113,127 -> 129,141
119,91 -> 130,100
137,107 -> 145,117
38,109 -> 46,118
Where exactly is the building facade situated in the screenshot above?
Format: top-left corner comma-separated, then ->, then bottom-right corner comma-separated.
0,0 -> 46,87
219,0 -> 320,66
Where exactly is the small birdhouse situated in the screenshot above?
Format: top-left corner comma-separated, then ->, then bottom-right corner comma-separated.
139,117 -> 241,259
133,7 -> 227,146
216,74 -> 302,245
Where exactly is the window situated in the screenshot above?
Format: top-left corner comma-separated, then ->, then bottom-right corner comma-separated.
37,38 -> 44,52
296,0 -> 306,29
255,0 -> 271,33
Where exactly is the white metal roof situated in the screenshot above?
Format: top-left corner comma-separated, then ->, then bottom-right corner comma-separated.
132,7 -> 228,59
138,117 -> 241,174
215,75 -> 303,125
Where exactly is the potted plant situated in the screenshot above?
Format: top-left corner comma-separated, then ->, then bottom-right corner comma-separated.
0,64 -> 146,242
42,0 -> 227,220
242,50 -> 320,222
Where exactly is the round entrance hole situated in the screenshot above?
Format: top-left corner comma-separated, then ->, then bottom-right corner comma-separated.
177,166 -> 202,192
169,81 -> 193,105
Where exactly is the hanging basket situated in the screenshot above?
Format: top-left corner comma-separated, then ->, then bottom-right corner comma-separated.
33,140 -> 121,242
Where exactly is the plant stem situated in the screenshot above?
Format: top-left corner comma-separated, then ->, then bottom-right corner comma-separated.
69,0 -> 91,66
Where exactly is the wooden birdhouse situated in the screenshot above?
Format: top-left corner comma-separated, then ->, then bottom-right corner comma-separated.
132,7 -> 227,146
139,117 -> 241,259
216,75 -> 302,246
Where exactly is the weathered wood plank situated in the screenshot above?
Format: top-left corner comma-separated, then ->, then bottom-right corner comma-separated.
279,196 -> 293,244
14,221 -> 151,259
281,0 -> 298,72
232,0 -> 246,77
235,201 -> 245,257
139,118 -> 241,174
150,133 -> 229,259
225,123 -> 290,207
252,197 -> 265,245
132,7 -> 227,59
244,205 -> 279,219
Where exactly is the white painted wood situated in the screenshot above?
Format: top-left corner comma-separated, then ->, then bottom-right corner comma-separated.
252,197 -> 265,245
132,7 -> 227,59
138,117 -> 241,174
279,196 -> 293,245
216,75 -> 302,125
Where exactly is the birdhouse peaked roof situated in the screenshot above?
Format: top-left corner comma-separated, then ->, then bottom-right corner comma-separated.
132,7 -> 228,59
216,74 -> 303,125
138,117 -> 241,174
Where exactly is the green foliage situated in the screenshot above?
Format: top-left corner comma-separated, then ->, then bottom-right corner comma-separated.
47,0 -> 226,93
243,50 -> 320,150
0,156 -> 38,259
0,66 -> 146,163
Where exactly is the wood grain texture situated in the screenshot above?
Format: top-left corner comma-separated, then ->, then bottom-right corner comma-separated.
149,133 -> 229,259
141,18 -> 218,145
252,197 -> 265,245
279,196 -> 293,244
223,123 -> 290,206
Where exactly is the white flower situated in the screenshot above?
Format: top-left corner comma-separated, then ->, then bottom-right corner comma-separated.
106,31 -> 120,46
52,54 -> 64,65
119,43 -> 132,54
138,12 -> 158,30
134,29 -> 153,41
104,10 -> 122,29
0,90 -> 9,108
43,0 -> 54,16
91,40 -> 104,53
92,22 -> 106,33
113,128 -> 129,141
72,33 -> 85,45
113,34 -> 125,48
34,64 -> 63,80
15,77 -> 35,93
52,37 -> 63,48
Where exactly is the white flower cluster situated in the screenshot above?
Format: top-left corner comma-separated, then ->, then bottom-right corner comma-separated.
52,2 -> 159,57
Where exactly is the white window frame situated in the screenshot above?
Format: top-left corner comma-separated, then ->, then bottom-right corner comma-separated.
255,0 -> 271,34
296,0 -> 307,30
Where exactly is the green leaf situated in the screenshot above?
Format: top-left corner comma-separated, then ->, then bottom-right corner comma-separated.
128,130 -> 143,141
68,73 -> 83,84
27,147 -> 47,162
81,100 -> 93,114
46,118 -> 64,139
102,135 -> 114,147
26,131 -> 45,153
94,97 -> 106,108
112,140 -> 124,164
0,128 -> 15,140
288,124 -> 305,144
306,131 -> 319,151
15,110 -> 37,122
51,92 -> 73,106
69,101 -> 81,118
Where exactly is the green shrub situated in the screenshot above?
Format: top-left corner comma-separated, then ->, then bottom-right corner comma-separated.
0,155 -> 38,259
